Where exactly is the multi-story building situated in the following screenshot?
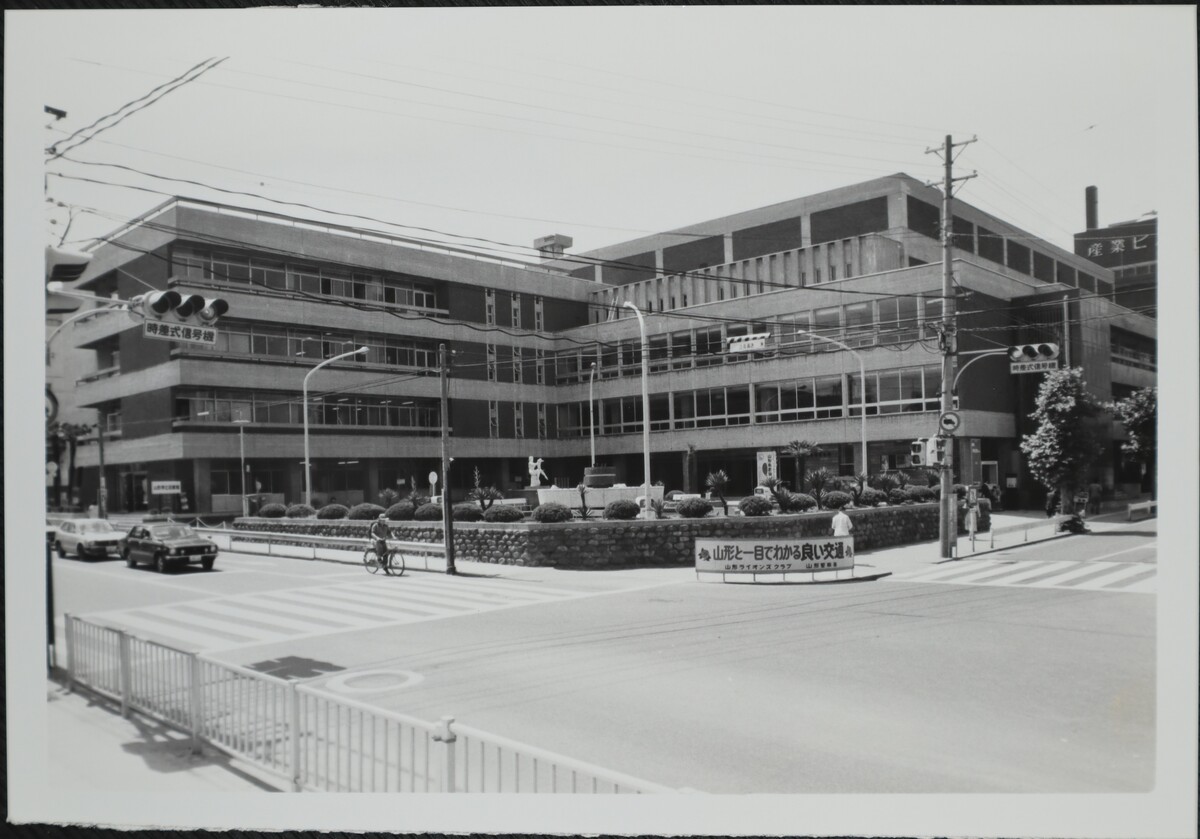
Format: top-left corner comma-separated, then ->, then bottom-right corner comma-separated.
64,174 -> 1156,515
1074,185 -> 1158,318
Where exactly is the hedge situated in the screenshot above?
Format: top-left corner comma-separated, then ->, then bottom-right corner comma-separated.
414,503 -> 443,521
384,502 -> 416,521
482,505 -> 525,523
786,493 -> 817,512
675,497 -> 713,519
317,504 -> 349,520
531,502 -> 573,523
824,490 -> 852,510
738,496 -> 773,517
285,503 -> 315,518
258,503 -> 287,518
452,503 -> 483,522
603,499 -> 640,520
348,503 -> 386,521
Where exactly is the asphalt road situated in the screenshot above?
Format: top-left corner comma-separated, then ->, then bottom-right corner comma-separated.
52,522 -> 1156,793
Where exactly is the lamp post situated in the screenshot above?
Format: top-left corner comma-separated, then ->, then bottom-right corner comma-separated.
794,329 -> 868,474
588,362 -> 597,467
304,346 -> 368,508
622,303 -> 653,518
234,416 -> 250,517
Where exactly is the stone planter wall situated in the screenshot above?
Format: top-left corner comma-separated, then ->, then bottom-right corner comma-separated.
235,503 -> 981,568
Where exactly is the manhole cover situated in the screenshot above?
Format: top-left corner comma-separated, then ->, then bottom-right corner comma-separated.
323,669 -> 423,694
246,655 -> 344,680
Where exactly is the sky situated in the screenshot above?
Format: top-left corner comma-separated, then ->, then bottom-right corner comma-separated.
5,6 -> 1199,837
10,6 -> 1196,262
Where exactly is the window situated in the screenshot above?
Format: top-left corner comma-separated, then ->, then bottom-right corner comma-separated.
535,349 -> 546,385
694,327 -> 723,367
534,296 -> 544,331
670,331 -> 692,369
511,292 -> 521,328
879,297 -> 918,343
844,302 -> 874,347
512,347 -> 523,383
487,344 -> 497,382
812,307 -> 841,345
537,403 -> 547,439
513,403 -> 524,438
488,401 -> 499,438
673,392 -> 695,429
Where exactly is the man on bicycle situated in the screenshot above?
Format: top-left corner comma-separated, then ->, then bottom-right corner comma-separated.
368,513 -> 390,562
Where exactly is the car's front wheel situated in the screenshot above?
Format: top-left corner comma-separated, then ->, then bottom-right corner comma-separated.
201,557 -> 215,571
123,547 -> 136,568
55,541 -> 69,559
154,553 -> 168,574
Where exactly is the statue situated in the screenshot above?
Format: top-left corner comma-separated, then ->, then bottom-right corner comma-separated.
528,456 -> 548,488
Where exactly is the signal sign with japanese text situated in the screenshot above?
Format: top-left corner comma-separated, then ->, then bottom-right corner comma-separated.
143,320 -> 218,346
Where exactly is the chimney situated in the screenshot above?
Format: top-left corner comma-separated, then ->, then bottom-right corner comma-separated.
534,234 -> 573,262
1085,186 -> 1098,230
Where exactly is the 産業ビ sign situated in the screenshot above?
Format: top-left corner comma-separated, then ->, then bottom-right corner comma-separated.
695,537 -> 854,575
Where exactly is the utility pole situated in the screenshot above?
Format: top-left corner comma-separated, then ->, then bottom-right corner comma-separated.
96,415 -> 108,519
926,134 -> 976,559
439,343 -> 457,575
1062,294 -> 1071,367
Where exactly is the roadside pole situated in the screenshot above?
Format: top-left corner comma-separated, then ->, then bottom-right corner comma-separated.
439,343 -> 457,575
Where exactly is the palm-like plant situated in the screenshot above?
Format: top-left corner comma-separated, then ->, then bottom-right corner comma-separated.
705,469 -> 731,515
805,467 -> 836,509
784,440 -> 824,493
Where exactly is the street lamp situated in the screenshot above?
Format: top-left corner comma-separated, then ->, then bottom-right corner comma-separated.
794,329 -> 868,474
588,362 -> 597,467
234,415 -> 250,517
304,346 -> 368,507
622,302 -> 653,518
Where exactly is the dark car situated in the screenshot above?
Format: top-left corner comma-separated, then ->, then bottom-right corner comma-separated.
122,523 -> 218,573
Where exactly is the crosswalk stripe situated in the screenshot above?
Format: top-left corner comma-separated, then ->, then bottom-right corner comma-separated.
93,612 -> 242,649
1008,561 -> 1096,586
411,575 -> 581,598
262,589 -> 445,620
889,558 -> 1156,593
1100,567 -> 1156,590
1023,563 -> 1145,589
340,581 -> 532,608
961,560 -> 1076,585
227,596 -> 370,628
135,605 -> 292,644
179,600 -> 341,633
317,586 -> 474,615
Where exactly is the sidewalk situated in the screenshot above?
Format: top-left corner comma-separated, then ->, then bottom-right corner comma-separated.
46,675 -> 287,793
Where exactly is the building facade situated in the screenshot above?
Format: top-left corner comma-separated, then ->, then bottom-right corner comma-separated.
64,174 -> 1156,515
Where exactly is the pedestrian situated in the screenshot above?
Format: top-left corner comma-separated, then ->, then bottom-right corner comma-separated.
832,507 -> 853,538
1045,489 -> 1059,518
1087,479 -> 1103,515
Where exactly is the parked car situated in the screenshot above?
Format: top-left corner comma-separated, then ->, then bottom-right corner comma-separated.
122,523 -> 219,572
54,518 -> 126,560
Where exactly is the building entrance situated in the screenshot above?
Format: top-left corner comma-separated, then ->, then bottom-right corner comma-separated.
119,471 -> 148,512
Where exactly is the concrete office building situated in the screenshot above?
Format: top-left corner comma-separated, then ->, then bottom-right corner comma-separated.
64,174 -> 1156,515
1074,185 -> 1158,318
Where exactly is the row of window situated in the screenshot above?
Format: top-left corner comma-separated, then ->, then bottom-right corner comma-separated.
485,402 -> 549,439
484,290 -> 546,331
177,391 -> 440,431
555,366 -> 942,436
205,321 -> 439,369
172,245 -> 440,311
554,297 -> 943,384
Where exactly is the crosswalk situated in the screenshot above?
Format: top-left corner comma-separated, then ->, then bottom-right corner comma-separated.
81,573 -> 591,652
888,557 -> 1156,593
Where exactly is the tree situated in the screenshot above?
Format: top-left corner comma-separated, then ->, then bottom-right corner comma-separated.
46,421 -> 93,508
467,467 -> 503,511
805,467 -> 835,509
1107,386 -> 1156,496
705,469 -> 730,516
784,440 -> 823,493
1020,368 -> 1103,513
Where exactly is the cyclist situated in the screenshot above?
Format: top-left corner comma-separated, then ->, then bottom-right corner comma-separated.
368,513 -> 391,567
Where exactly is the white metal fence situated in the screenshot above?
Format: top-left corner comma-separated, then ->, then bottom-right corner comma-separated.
196,526 -> 446,568
64,614 -> 674,794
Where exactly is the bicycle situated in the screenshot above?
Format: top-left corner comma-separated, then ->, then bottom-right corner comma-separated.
362,545 -> 406,576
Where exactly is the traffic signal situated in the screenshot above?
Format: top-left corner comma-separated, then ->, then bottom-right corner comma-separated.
909,438 -> 927,467
927,436 -> 947,467
135,291 -> 228,324
45,245 -> 93,314
1008,343 -> 1059,362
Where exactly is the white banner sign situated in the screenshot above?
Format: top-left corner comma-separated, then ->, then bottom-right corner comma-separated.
151,481 -> 182,495
1010,360 -> 1058,374
143,321 -> 218,346
727,333 -> 771,353
756,451 -> 778,483
695,537 -> 854,575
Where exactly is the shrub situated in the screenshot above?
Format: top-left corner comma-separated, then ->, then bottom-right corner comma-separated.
483,504 -> 525,523
452,503 -> 482,522
413,503 -> 443,521
738,495 -> 773,517
531,502 -> 573,523
384,501 -> 416,521
859,488 -> 887,506
787,493 -> 818,512
675,497 -> 713,519
888,488 -> 909,505
316,504 -> 349,520
907,486 -> 936,503
824,490 -> 852,509
348,502 -> 386,520
285,503 -> 315,518
604,499 -> 641,520
258,503 -> 287,518
377,488 -> 399,509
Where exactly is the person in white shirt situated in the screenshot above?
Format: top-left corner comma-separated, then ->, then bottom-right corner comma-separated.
831,509 -> 853,537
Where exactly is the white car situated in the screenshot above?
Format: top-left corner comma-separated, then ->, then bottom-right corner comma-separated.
55,518 -> 125,560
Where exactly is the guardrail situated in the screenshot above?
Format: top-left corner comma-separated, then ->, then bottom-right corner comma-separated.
975,515 -> 1072,552
1127,500 -> 1157,521
63,614 -> 673,794
194,527 -> 446,568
